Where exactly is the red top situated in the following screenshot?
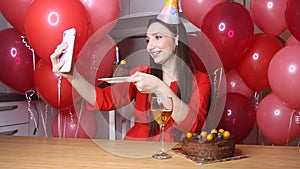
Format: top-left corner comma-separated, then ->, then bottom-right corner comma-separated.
90,64 -> 211,142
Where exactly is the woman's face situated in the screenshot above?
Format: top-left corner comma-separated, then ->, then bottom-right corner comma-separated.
146,22 -> 178,65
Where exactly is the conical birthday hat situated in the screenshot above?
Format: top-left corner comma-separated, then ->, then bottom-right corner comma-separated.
157,0 -> 180,24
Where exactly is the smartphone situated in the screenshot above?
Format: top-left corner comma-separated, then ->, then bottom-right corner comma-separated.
59,28 -> 76,73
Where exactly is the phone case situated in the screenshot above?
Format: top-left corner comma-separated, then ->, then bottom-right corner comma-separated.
59,28 -> 76,73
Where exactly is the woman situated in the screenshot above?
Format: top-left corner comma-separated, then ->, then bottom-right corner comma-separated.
50,17 -> 211,142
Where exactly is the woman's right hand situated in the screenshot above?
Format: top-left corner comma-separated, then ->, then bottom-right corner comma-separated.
50,42 -> 74,80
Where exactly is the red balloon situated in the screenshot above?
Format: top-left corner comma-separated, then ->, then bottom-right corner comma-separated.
0,0 -> 34,34
202,2 -> 254,71
24,0 -> 90,63
186,31 -> 223,75
0,28 -> 35,93
34,60 -> 73,110
80,0 -> 120,35
237,33 -> 283,91
181,0 -> 225,29
257,92 -> 300,145
75,34 -> 116,85
52,104 -> 98,138
226,68 -> 254,99
286,0 -> 300,41
217,93 -> 256,143
250,0 -> 288,36
268,45 -> 300,108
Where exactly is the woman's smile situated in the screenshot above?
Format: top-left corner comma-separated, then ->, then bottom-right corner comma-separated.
149,50 -> 161,59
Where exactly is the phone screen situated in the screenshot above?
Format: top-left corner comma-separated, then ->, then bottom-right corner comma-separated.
59,28 -> 76,73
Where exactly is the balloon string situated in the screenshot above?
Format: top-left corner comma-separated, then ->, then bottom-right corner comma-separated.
35,92 -> 47,137
254,92 -> 265,145
286,110 -> 300,145
58,76 -> 62,108
57,75 -> 62,138
295,111 -> 300,125
69,109 -> 75,138
286,110 -> 296,144
26,90 -> 49,137
58,111 -> 61,138
63,114 -> 67,138
21,36 -> 36,71
75,100 -> 84,138
39,103 -> 48,137
25,89 -> 38,135
254,92 -> 260,109
294,111 -> 300,147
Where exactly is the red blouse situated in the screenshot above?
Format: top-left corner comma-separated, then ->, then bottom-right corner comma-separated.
91,64 -> 211,142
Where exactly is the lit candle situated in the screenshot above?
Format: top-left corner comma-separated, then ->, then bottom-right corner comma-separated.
116,47 -> 120,64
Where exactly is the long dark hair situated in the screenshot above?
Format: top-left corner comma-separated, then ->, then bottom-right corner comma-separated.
148,18 -> 195,138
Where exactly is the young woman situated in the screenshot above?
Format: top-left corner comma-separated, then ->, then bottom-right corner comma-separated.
50,17 -> 211,142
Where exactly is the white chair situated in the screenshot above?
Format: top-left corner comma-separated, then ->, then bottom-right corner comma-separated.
109,101 -> 135,140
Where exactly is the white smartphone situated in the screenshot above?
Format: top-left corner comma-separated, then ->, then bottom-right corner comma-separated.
59,28 -> 76,73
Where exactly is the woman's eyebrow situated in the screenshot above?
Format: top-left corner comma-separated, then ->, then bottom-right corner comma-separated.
147,32 -> 161,36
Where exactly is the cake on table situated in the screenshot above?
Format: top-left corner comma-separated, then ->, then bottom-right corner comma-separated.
181,129 -> 235,161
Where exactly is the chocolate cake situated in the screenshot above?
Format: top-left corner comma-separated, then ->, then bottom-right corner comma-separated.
181,130 -> 235,161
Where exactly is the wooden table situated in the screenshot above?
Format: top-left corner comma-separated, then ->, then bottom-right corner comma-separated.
0,136 -> 299,169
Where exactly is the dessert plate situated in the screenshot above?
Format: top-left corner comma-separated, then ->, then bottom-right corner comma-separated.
98,76 -> 131,83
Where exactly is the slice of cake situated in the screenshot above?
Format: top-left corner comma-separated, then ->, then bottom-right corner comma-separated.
181,129 -> 235,161
113,60 -> 130,77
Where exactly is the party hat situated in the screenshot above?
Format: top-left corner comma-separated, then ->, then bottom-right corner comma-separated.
157,0 -> 180,24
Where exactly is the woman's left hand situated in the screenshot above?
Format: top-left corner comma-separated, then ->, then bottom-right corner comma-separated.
130,71 -> 164,94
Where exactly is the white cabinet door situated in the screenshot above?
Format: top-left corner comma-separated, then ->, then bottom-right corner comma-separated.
120,0 -> 130,17
0,101 -> 29,136
0,124 -> 30,136
119,0 -> 165,17
0,101 -> 29,126
130,0 -> 164,16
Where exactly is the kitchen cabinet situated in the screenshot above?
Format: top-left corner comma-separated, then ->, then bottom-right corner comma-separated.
128,0 -> 165,17
119,0 -> 165,18
0,92 -> 54,137
119,0 -> 249,18
0,101 -> 30,136
112,1 -> 199,40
